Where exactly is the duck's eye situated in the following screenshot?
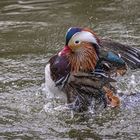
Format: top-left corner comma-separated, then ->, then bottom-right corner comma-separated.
75,40 -> 80,44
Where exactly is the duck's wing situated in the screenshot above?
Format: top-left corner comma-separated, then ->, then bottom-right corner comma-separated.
64,72 -> 116,112
100,38 -> 140,69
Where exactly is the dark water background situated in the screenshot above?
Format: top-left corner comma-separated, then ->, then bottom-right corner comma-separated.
0,0 -> 140,139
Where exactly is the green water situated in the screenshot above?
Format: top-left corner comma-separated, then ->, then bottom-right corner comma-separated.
0,0 -> 140,139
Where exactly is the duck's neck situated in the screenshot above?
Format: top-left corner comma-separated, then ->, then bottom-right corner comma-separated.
67,45 -> 98,73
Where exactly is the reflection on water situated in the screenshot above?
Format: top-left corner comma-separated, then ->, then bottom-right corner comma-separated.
0,0 -> 140,139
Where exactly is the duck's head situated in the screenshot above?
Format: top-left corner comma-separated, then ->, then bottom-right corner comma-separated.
59,27 -> 100,56
59,27 -> 100,72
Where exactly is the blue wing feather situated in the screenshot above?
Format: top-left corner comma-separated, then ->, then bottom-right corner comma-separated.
107,51 -> 125,64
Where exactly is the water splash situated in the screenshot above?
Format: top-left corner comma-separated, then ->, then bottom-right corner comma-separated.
116,69 -> 140,95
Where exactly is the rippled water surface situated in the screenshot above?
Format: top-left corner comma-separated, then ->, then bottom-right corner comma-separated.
0,0 -> 140,139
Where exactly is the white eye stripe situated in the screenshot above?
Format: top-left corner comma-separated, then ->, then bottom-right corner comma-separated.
69,31 -> 98,46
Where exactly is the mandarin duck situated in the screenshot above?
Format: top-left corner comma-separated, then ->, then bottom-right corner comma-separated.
45,27 -> 140,112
